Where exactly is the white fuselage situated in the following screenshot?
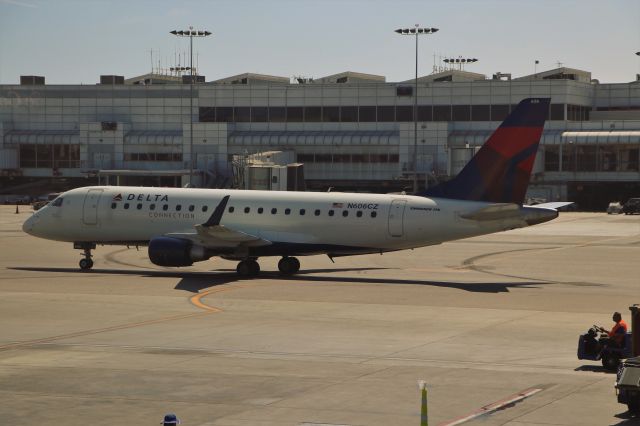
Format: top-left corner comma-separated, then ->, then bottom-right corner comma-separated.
23,186 -> 536,257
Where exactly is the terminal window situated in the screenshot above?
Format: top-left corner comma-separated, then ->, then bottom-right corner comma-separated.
234,107 -> 251,122
19,144 -> 79,168
340,106 -> 357,122
252,107 -> 268,122
199,103 -> 571,124
359,106 -> 376,122
396,106 -> 413,121
322,106 -> 340,122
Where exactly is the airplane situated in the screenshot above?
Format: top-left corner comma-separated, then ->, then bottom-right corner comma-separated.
23,97 -> 570,277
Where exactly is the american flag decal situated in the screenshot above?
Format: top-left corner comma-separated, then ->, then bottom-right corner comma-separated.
112,194 -> 122,201
332,202 -> 343,208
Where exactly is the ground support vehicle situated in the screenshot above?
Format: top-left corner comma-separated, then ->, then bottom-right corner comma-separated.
616,356 -> 640,414
577,326 -> 633,371
623,198 -> 640,215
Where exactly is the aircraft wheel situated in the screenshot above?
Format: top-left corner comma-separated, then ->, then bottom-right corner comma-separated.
79,258 -> 93,270
237,259 -> 260,277
278,257 -> 300,275
248,259 -> 260,276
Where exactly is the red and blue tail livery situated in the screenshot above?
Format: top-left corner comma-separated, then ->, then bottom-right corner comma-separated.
422,98 -> 550,205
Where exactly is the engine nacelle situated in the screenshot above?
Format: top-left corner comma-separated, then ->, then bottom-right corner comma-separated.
148,236 -> 209,267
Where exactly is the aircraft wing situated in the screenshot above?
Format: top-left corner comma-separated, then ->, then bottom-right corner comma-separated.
459,203 -> 521,221
525,201 -> 574,210
165,194 -> 272,249
166,225 -> 272,248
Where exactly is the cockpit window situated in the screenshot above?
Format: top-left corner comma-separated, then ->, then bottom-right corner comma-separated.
51,197 -> 64,207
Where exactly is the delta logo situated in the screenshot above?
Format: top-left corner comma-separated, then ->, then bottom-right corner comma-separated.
112,194 -> 123,201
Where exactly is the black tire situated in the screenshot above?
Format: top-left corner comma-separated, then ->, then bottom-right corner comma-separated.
248,260 -> 260,276
602,353 -> 620,371
237,260 -> 260,277
628,400 -> 640,415
278,257 -> 300,275
79,258 -> 93,270
236,261 -> 251,277
290,257 -> 300,273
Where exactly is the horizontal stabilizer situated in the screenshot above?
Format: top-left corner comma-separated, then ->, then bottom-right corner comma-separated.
460,203 -> 520,221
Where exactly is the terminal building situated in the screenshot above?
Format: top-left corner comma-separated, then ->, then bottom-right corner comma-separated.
1,67 -> 639,210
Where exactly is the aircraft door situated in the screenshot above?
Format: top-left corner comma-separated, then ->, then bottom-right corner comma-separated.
82,189 -> 103,225
388,200 -> 407,237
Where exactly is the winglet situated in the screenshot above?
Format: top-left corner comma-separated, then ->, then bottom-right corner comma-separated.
203,195 -> 230,227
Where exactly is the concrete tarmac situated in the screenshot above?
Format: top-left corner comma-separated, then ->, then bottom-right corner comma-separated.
1,205 -> 639,425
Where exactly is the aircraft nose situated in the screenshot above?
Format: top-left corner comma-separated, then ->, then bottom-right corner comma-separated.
22,214 -> 39,235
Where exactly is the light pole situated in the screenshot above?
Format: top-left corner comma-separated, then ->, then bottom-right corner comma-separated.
170,27 -> 212,187
395,25 -> 438,194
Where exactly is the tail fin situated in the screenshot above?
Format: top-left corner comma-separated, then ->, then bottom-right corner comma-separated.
421,97 -> 550,204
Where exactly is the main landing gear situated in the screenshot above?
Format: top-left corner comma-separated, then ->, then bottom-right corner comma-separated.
74,242 -> 96,270
234,256 -> 301,277
278,256 -> 300,275
236,258 -> 260,277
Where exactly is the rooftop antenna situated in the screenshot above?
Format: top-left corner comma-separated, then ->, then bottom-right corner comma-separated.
556,61 -> 564,68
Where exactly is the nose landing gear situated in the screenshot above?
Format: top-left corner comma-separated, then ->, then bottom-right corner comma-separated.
74,242 -> 96,270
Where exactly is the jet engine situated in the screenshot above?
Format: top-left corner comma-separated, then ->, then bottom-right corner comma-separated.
148,236 -> 209,267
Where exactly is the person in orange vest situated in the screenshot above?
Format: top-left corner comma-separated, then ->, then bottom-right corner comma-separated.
597,312 -> 628,348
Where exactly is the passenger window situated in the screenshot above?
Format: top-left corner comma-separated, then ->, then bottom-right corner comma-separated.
150,204 -> 156,210
300,209 -> 306,215
228,206 -> 234,213
244,207 -> 250,213
371,211 -> 377,218
342,210 -> 348,217
356,211 -> 363,217
124,203 -> 130,209
176,205 -> 182,211
163,204 -> 168,211
285,208 -> 291,215
271,208 -> 277,214
137,203 -> 142,210
189,205 -> 195,212
314,209 -> 320,216
111,202 -> 116,209
202,206 -> 208,212
328,210 -> 335,217
258,207 -> 264,214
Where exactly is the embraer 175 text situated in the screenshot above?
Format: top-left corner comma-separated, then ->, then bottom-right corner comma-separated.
23,98 -> 570,276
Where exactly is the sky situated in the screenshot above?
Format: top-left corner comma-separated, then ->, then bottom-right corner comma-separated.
0,0 -> 639,85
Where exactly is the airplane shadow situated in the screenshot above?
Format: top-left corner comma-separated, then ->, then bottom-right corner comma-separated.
10,266 -> 550,294
611,413 -> 640,425
574,365 -> 616,374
